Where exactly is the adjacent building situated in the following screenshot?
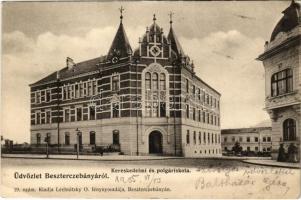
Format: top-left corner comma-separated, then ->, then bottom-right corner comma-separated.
29,12 -> 222,157
257,1 -> 300,160
221,127 -> 272,153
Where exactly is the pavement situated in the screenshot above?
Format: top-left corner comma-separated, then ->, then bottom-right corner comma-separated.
1,153 -> 182,161
242,159 -> 300,169
2,153 -> 300,168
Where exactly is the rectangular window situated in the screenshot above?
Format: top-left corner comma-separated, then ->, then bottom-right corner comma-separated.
64,108 -> 70,122
198,110 -> 201,122
93,80 -> 97,95
113,130 -> 120,145
83,82 -> 87,96
206,113 -> 209,124
199,132 -> 202,144
90,131 -> 96,145
247,147 -> 250,151
41,90 -> 45,102
159,102 -> 166,117
36,111 -> 41,124
72,85 -> 75,99
263,137 -> 266,142
193,108 -> 196,121
232,137 -> 235,142
267,137 -> 271,142
224,137 -> 227,142
68,85 -> 72,99
255,137 -> 258,142
203,132 -> 206,143
89,106 -> 96,120
152,102 -> 159,117
88,81 -> 93,96
146,102 -> 151,117
208,132 -> 210,144
112,103 -> 120,118
75,84 -> 79,98
65,133 -> 70,145
79,83 -> 83,97
247,137 -> 250,142
239,137 -> 243,142
271,68 -> 293,97
36,91 -> 41,103
193,131 -> 196,145
192,85 -> 196,95
202,112 -> 205,123
36,133 -> 41,145
76,107 -> 82,121
63,86 -> 67,100
186,130 -> 190,144
46,110 -> 51,124
186,79 -> 189,93
255,146 -> 259,151
46,90 -> 51,102
186,105 -> 189,118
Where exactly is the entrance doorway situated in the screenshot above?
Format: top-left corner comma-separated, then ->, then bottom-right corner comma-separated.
149,131 -> 163,154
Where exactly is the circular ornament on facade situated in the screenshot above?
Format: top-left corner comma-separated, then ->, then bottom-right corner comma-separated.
112,56 -> 119,64
150,45 -> 161,57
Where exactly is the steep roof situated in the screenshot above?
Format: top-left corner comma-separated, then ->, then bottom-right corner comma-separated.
168,26 -> 185,57
270,0 -> 300,41
107,22 -> 132,60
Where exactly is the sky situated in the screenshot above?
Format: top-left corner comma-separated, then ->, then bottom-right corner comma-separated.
1,1 -> 289,143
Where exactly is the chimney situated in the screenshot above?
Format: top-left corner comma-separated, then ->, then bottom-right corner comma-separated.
66,57 -> 75,70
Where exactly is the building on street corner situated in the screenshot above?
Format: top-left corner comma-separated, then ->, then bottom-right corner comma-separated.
29,10 -> 222,157
257,0 -> 300,161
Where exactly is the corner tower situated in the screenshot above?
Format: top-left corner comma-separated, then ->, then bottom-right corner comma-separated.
258,0 -> 300,161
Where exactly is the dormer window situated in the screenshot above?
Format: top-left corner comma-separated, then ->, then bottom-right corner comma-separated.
271,68 -> 293,97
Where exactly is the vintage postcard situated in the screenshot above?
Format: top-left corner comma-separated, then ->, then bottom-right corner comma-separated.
1,0 -> 300,198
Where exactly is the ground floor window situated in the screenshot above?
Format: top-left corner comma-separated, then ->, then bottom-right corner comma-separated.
113,130 -> 120,145
65,132 -> 70,145
90,131 -> 96,145
283,118 -> 296,141
186,130 -> 190,144
36,133 -> 41,145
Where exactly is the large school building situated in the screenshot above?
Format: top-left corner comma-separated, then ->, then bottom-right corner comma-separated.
29,11 -> 221,156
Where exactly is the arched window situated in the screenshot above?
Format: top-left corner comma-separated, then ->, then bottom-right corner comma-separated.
145,72 -> 151,90
271,68 -> 293,97
143,65 -> 168,118
160,73 -> 166,90
283,119 -> 296,141
152,73 -> 159,90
